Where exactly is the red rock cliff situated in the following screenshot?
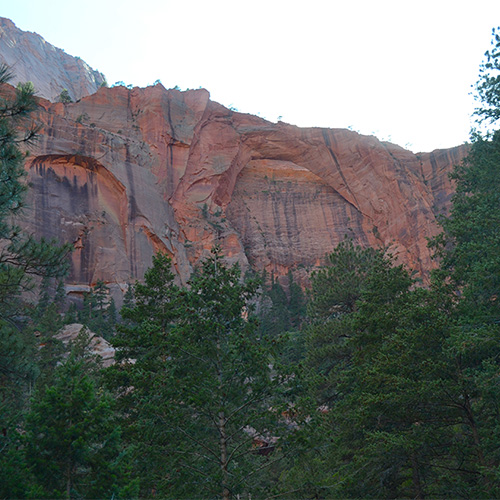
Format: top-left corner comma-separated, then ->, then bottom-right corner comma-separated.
17,83 -> 467,294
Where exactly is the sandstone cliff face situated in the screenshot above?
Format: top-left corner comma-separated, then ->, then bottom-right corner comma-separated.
18,83 -> 467,295
0,17 -> 106,102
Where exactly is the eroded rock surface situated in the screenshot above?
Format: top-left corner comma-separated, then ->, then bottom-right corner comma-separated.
17,83 -> 467,294
0,17 -> 106,101
55,323 -> 115,367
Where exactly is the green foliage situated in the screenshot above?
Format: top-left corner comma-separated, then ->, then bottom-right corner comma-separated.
75,112 -> 89,124
259,278 -> 291,337
32,276 -> 67,332
110,249 -> 293,498
307,239 -> 382,319
0,66 -> 73,498
474,27 -> 500,128
57,88 -> 73,104
0,71 -> 37,236
0,322 -> 39,421
288,270 -> 305,328
25,329 -> 126,499
433,130 -> 500,322
0,429 -> 31,499
4,26 -> 500,497
78,280 -> 116,338
258,270 -> 305,340
0,64 -> 71,322
0,64 -> 71,468
417,30 -> 500,496
290,246 -> 415,497
107,253 -> 183,495
29,279 -> 67,384
287,30 -> 500,498
297,236 -> 500,498
54,279 -> 66,312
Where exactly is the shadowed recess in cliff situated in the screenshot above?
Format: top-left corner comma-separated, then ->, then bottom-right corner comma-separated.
26,154 -> 130,284
226,159 -> 369,274
236,125 -> 369,219
25,153 -> 183,286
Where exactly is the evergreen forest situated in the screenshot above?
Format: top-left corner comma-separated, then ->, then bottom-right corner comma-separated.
1,28 -> 500,500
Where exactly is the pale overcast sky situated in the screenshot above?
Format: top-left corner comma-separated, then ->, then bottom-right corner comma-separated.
2,0 -> 500,152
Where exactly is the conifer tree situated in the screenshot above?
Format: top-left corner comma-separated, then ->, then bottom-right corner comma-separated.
424,26 -> 500,494
298,239 -> 500,497
25,329 -> 126,499
0,67 -> 70,322
0,66 -> 71,489
54,279 -> 66,313
107,253 -> 182,496
287,270 -> 305,328
79,280 -> 116,338
259,277 -> 291,337
110,250 -> 292,498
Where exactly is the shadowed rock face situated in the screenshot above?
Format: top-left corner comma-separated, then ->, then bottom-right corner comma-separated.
0,17 -> 106,101
16,83 -> 466,292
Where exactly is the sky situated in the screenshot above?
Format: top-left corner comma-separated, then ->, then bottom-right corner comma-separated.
1,0 -> 500,152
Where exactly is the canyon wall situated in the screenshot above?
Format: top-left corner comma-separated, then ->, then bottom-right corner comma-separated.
17,84 -> 467,296
0,17 -> 106,102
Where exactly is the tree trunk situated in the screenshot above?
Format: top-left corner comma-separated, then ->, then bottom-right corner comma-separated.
219,410 -> 230,500
463,391 -> 487,468
65,462 -> 72,500
410,452 -> 424,499
217,335 -> 230,500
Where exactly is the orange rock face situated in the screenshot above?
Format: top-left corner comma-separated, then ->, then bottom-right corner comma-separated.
18,83 -> 467,294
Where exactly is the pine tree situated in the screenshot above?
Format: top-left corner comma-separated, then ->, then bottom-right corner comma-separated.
258,270 -> 305,340
0,66 -> 71,492
54,279 -> 66,313
57,88 -> 73,104
473,27 -> 500,127
107,253 -> 182,496
0,68 -> 70,322
167,249 -> 290,499
259,277 -> 291,337
424,27 -> 500,494
298,239 -> 500,498
35,275 -> 52,319
109,250 -> 292,498
25,329 -> 126,499
287,270 -> 305,329
78,280 -> 116,338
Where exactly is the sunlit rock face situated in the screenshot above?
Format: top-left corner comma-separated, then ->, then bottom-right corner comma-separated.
0,17 -> 106,101
54,324 -> 115,367
18,82 -> 467,295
